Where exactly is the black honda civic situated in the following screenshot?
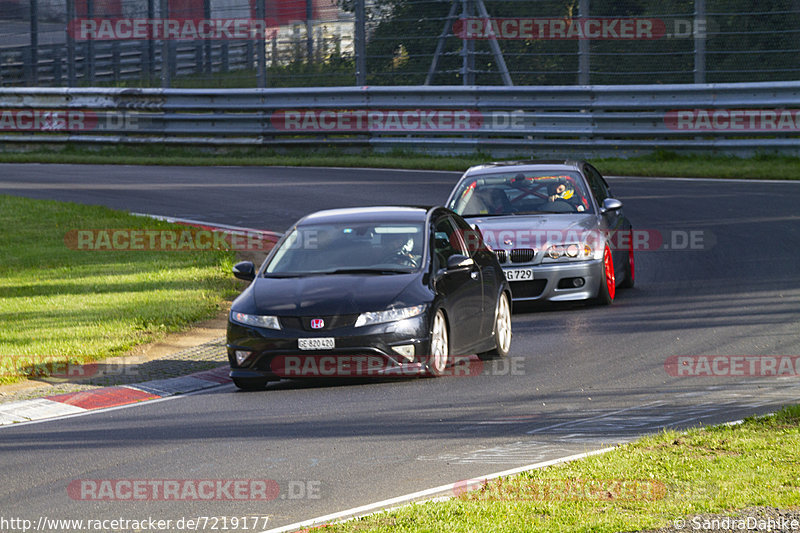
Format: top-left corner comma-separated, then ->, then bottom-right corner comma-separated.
227,206 -> 512,390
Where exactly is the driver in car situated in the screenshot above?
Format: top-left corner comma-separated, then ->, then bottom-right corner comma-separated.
548,181 -> 586,212
383,234 -> 419,267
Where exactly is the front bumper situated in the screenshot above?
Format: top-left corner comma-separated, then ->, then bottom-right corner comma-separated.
505,259 -> 604,302
227,314 -> 431,380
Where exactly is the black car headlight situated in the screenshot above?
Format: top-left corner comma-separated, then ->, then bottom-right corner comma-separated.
231,311 -> 281,330
354,304 -> 426,328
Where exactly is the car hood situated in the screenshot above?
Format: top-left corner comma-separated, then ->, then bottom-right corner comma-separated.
242,273 -> 423,317
466,214 -> 599,248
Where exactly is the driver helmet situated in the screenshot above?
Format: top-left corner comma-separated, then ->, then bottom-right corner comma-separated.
549,179 -> 575,200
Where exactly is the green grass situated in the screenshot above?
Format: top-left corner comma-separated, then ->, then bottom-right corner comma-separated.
1,146 -> 799,180
322,406 -> 800,532
0,195 -> 238,384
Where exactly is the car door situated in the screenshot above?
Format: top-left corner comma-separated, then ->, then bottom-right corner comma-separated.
450,213 -> 499,336
431,215 -> 484,352
584,163 -> 627,274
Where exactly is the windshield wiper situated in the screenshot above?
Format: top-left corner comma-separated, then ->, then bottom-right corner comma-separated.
323,268 -> 411,275
462,212 -> 516,218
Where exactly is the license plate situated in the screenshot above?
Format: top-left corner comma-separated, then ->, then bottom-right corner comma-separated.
504,268 -> 534,281
298,337 -> 335,350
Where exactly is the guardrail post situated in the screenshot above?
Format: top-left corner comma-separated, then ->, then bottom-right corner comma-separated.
578,0 -> 590,85
694,0 -> 706,83
256,0 -> 267,88
354,0 -> 366,85
66,0 -> 76,85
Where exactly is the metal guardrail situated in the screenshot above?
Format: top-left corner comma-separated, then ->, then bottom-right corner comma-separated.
1,81 -> 799,157
0,40 -> 254,86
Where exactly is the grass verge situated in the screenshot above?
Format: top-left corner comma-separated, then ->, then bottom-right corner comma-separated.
1,146 -> 799,180
321,405 -> 800,532
0,194 -> 238,384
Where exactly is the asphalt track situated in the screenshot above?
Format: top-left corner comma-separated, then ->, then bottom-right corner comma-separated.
1,164 -> 800,530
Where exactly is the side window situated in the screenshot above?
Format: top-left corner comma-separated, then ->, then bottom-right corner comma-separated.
450,215 -> 483,257
432,217 -> 467,271
584,164 -> 609,203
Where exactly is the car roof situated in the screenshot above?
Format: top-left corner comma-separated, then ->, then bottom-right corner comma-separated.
298,206 -> 434,226
463,159 -> 586,176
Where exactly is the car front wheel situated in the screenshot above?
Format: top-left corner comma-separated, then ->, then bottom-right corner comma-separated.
595,244 -> 616,305
426,309 -> 450,376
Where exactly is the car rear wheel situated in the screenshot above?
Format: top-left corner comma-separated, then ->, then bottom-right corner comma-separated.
426,309 -> 449,376
233,377 -> 269,391
478,292 -> 511,360
596,244 -> 616,305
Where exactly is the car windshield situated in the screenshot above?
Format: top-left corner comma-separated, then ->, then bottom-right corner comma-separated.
264,222 -> 425,276
448,171 -> 594,216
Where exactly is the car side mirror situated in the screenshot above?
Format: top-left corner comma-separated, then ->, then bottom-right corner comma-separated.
601,198 -> 623,213
232,261 -> 256,281
446,254 -> 474,270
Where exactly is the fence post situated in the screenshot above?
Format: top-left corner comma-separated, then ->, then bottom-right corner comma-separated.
578,0 -> 590,85
160,0 -> 171,87
53,47 -> 63,85
694,0 -> 706,83
112,41 -> 120,83
87,0 -> 95,84
354,0 -> 366,85
30,0 -> 39,85
147,0 -> 155,83
256,0 -> 267,88
204,0 -> 212,75
306,0 -> 314,62
67,0 -> 76,85
460,0 -> 473,85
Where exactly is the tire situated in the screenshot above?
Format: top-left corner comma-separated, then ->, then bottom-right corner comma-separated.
620,238 -> 635,289
595,244 -> 616,305
478,291 -> 512,360
232,377 -> 269,390
426,309 -> 450,376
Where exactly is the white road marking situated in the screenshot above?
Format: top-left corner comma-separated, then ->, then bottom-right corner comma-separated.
260,446 -> 616,533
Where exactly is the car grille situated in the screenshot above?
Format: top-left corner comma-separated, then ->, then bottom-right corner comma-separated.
510,248 -> 536,263
495,249 -> 508,263
280,314 -> 360,331
508,280 -> 547,299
